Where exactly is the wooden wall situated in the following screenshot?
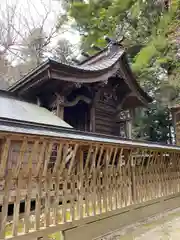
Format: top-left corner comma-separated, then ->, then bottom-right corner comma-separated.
93,90 -> 118,135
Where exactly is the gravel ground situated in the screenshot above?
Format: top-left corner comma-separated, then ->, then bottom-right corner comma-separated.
134,218 -> 180,240
97,208 -> 180,240
136,217 -> 180,239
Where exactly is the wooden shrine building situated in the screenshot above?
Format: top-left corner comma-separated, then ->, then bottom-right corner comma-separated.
8,39 -> 152,138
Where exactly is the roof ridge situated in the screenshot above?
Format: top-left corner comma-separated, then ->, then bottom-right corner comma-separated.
78,44 -> 110,65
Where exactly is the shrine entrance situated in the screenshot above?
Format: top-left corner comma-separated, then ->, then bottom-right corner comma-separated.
63,87 -> 92,132
64,101 -> 90,131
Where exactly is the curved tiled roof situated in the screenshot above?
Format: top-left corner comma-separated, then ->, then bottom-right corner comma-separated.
8,41 -> 152,105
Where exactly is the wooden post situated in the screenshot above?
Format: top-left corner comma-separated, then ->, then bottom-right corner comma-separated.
126,109 -> 133,139
36,97 -> 41,107
57,95 -> 64,119
130,154 -> 136,204
126,121 -> 132,139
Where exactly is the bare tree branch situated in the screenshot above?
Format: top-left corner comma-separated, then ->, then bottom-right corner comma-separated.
0,0 -> 77,85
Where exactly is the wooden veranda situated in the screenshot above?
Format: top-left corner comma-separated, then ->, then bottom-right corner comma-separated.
1,120 -> 180,240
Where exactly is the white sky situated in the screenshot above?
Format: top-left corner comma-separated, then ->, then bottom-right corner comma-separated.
0,0 -> 81,64
1,0 -> 80,46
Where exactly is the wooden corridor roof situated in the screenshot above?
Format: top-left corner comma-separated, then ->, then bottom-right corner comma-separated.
0,90 -> 72,129
0,114 -> 179,152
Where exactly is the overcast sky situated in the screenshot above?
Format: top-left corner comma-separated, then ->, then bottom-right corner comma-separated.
1,0 -> 80,45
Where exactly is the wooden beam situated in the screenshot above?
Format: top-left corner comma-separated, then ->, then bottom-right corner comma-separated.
63,95 -> 91,107
50,94 -> 92,110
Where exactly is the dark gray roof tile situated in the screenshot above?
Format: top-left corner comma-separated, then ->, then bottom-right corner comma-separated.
0,93 -> 72,128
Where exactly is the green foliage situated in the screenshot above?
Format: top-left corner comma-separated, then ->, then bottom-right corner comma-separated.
69,0 -> 136,49
133,103 -> 172,143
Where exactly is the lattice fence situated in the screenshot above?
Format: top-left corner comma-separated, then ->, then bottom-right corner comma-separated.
0,133 -> 180,239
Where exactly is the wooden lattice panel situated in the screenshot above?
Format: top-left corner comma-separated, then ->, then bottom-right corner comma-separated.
0,133 -> 180,239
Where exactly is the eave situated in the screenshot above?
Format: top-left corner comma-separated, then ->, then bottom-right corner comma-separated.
8,43 -> 152,107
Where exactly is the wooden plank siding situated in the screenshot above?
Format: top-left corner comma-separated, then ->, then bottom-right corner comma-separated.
94,100 -> 118,135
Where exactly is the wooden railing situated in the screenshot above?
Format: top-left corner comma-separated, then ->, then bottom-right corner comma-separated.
0,128 -> 180,240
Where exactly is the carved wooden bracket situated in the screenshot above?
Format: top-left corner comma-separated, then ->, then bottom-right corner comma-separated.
50,93 -> 92,109
62,95 -> 92,107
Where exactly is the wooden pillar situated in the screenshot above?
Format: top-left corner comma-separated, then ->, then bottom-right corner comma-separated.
130,153 -> 136,204
126,109 -> 133,139
126,120 -> 132,139
36,97 -> 41,107
56,95 -> 64,120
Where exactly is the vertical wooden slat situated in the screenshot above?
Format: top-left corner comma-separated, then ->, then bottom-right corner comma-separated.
84,145 -> 93,171
0,138 -> 11,178
12,174 -> 22,236
115,148 -> 123,208
0,171 -> 12,239
24,169 -> 33,233
62,169 -> 68,223
84,146 -> 93,217
109,147 -> 115,210
96,146 -> 104,214
151,151 -> 158,199
130,150 -> 136,204
26,140 -> 39,174
44,172 -> 51,227
78,149 -> 84,219
67,144 -> 79,175
52,143 -> 63,175
36,141 -> 47,177
53,171 -> 60,225
70,169 -> 76,221
110,147 -> 118,210
59,143 -> 70,176
43,142 -> 53,176
35,173 -> 42,230
89,145 -> 98,216
14,139 -> 28,177
105,147 -> 112,212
